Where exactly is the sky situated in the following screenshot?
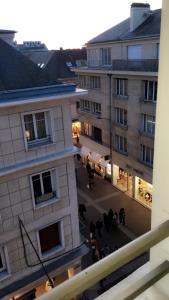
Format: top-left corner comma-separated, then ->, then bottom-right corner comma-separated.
0,0 -> 162,50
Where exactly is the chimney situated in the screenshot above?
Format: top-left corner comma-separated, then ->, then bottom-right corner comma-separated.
130,3 -> 151,32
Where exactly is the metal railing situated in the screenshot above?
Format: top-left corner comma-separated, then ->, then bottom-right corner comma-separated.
112,59 -> 159,72
37,220 -> 169,300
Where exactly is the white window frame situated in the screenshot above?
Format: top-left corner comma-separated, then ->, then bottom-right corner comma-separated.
30,168 -> 60,209
91,102 -> 101,115
115,135 -> 127,153
142,114 -> 155,136
144,80 -> 157,102
37,220 -> 65,259
101,48 -> 111,66
22,109 -> 53,151
0,247 -> 11,281
116,79 -> 127,96
140,144 -> 154,165
115,108 -> 127,126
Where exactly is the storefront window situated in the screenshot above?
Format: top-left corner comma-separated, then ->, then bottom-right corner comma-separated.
113,165 -> 133,196
72,121 -> 81,139
135,177 -> 152,208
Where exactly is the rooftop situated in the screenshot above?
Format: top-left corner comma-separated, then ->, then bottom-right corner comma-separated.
87,9 -> 161,45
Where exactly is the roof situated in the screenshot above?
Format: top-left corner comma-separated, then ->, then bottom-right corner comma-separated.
19,49 -> 54,67
0,29 -> 16,34
43,48 -> 87,81
87,9 -> 161,45
0,38 -> 57,91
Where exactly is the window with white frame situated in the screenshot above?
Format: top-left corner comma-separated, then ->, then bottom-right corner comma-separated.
38,222 -> 64,258
31,169 -> 58,206
142,114 -> 155,136
115,108 -> 127,126
144,80 -> 157,102
91,102 -> 101,115
114,135 -> 127,153
140,144 -> 154,165
127,45 -> 142,60
101,48 -> 111,65
116,79 -> 128,96
23,111 -> 52,148
87,48 -> 100,66
90,76 -> 101,89
80,99 -> 90,112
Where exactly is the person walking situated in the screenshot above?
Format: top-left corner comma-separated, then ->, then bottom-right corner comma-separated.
112,211 -> 118,229
119,208 -> 126,225
79,203 -> 87,221
90,221 -> 96,238
103,213 -> 110,232
96,218 -> 103,238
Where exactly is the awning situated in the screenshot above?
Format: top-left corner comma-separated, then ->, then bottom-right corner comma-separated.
90,152 -> 102,163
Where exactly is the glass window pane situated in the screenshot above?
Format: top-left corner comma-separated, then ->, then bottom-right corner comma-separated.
24,114 -> 35,141
0,254 -> 3,270
39,223 -> 60,254
32,174 -> 42,199
148,81 -> 153,100
154,81 -> 157,101
120,80 -> 123,95
42,171 -> 52,194
35,113 -> 47,139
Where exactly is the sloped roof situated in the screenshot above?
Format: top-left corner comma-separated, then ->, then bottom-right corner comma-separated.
19,50 -> 54,67
0,38 -> 56,91
88,9 -> 161,45
44,48 -> 87,81
0,29 -> 16,34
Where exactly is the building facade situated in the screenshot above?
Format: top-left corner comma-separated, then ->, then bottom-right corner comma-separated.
74,3 -> 160,209
0,39 -> 87,299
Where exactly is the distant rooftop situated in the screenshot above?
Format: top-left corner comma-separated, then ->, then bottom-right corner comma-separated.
87,9 -> 161,45
0,29 -> 16,34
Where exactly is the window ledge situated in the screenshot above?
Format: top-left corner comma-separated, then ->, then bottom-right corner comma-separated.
138,159 -> 153,168
0,271 -> 11,282
27,137 -> 52,150
40,245 -> 65,260
113,148 -> 128,156
113,123 -> 128,130
139,130 -> 154,139
113,94 -> 128,100
34,196 -> 59,209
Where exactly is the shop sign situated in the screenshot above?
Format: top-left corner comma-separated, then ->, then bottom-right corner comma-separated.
126,164 -> 144,176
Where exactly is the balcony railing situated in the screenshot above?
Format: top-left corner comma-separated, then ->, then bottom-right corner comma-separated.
37,220 -> 169,300
112,59 -> 159,72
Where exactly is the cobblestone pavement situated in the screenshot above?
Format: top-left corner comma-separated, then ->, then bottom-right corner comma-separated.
76,164 -> 151,299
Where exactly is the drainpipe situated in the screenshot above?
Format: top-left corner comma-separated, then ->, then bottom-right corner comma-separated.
107,74 -> 113,184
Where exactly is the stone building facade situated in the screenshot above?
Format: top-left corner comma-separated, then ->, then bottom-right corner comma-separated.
74,3 -> 160,209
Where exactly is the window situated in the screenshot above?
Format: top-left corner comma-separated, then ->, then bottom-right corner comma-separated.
115,108 -> 127,126
157,43 -> 160,59
23,110 -> 52,149
101,48 -> 111,65
127,45 -> 142,60
80,99 -> 90,112
92,126 -> 102,143
91,102 -> 101,115
31,169 -> 58,206
90,76 -> 100,89
140,144 -> 154,166
87,48 -> 100,66
116,79 -> 128,96
0,250 -> 6,273
114,135 -> 127,154
81,122 -> 92,136
144,81 -> 157,102
38,222 -> 64,257
79,76 -> 100,89
142,114 -> 155,136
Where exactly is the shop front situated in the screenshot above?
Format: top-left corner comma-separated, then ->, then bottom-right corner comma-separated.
113,164 -> 133,197
135,176 -> 152,208
72,120 -> 81,143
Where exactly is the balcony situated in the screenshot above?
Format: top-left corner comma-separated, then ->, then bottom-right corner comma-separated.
112,59 -> 159,72
36,220 -> 169,300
